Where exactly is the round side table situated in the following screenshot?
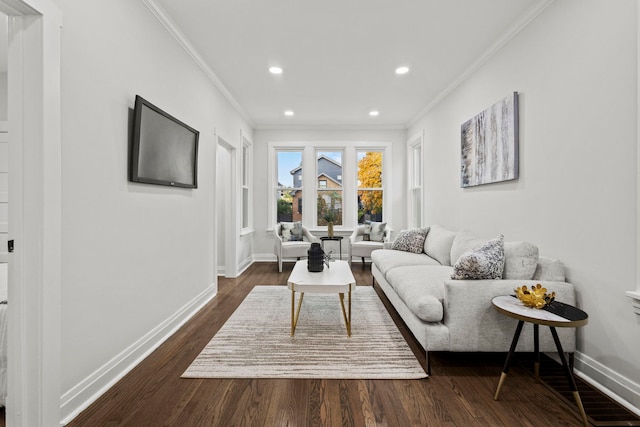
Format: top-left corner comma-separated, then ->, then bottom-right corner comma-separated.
492,295 -> 589,427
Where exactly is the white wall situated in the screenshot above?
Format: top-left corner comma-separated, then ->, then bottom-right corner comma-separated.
0,72 -> 6,120
409,0 -> 639,410
252,128 -> 407,259
55,0 -> 252,416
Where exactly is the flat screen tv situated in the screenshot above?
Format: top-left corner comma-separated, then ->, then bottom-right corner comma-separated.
130,95 -> 199,188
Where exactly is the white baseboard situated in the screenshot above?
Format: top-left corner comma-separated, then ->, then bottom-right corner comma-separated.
59,284 -> 218,425
574,351 -> 640,416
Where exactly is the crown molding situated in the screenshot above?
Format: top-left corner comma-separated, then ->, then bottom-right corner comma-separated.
142,0 -> 254,127
253,122 -> 407,131
406,0 -> 555,128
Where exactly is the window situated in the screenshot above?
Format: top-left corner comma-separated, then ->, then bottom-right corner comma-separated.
241,139 -> 252,230
408,134 -> 423,228
276,151 -> 303,223
357,151 -> 383,224
316,151 -> 343,226
269,142 -> 391,230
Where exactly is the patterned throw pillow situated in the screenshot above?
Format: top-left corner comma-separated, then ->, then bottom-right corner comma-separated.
369,221 -> 387,242
280,221 -> 303,242
451,235 -> 505,280
392,228 -> 429,254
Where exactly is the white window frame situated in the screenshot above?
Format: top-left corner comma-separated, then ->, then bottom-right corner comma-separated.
356,149 -> 385,225
268,141 -> 392,232
408,130 -> 424,228
241,135 -> 253,233
316,149 -> 344,228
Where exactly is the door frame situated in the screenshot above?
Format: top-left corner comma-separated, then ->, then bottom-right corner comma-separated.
216,134 -> 237,278
1,0 -> 62,425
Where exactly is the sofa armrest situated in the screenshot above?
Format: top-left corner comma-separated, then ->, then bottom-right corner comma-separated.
443,279 -> 576,352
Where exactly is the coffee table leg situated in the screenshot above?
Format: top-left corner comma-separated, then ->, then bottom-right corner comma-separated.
338,292 -> 352,337
291,291 -> 304,336
550,327 -> 589,427
495,320 -> 524,400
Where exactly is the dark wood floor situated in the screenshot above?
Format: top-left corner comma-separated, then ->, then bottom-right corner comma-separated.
68,262 -> 585,426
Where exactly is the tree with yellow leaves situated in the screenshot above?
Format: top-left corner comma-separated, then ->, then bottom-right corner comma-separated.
357,152 -> 383,218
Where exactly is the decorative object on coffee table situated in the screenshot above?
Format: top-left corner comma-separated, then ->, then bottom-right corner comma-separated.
492,295 -> 589,426
307,242 -> 325,272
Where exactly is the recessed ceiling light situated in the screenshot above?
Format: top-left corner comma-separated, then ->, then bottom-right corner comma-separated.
284,110 -> 294,116
269,66 -> 283,74
369,110 -> 379,117
395,66 -> 410,75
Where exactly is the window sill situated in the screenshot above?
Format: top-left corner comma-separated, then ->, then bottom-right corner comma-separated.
626,291 -> 640,315
240,228 -> 254,237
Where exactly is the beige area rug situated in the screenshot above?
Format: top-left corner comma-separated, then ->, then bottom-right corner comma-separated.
182,285 -> 427,379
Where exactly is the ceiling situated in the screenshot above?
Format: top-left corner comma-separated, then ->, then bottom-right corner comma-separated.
152,0 -> 550,129
0,3 -> 551,127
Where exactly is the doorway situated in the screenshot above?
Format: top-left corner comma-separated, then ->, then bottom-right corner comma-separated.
216,136 -> 237,278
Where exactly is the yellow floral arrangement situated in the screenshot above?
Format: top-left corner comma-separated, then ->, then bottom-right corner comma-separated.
514,284 -> 556,309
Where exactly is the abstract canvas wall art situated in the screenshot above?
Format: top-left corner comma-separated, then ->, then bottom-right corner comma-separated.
461,92 -> 519,187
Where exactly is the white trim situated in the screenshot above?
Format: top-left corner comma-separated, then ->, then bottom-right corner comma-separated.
407,130 -> 424,228
3,1 -> 63,425
254,123 -> 406,131
406,0 -> 555,127
216,134 -> 238,278
575,351 -> 640,417
142,0 -> 253,127
60,285 -> 218,425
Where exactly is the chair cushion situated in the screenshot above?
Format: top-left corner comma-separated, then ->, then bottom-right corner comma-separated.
391,228 -> 429,253
451,235 -> 505,280
280,221 -> 303,241
351,241 -> 384,258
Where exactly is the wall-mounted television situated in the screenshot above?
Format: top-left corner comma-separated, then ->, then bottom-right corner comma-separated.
130,95 -> 199,188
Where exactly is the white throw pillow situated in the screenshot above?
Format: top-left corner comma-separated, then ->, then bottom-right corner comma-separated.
280,221 -> 303,242
423,225 -> 458,266
368,221 -> 386,242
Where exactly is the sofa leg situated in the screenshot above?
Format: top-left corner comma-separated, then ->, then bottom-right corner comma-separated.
426,350 -> 431,377
361,257 -> 365,269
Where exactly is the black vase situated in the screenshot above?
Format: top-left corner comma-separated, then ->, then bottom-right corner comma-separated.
307,242 -> 324,272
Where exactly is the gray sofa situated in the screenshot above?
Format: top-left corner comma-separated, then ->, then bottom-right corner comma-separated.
371,225 -> 576,374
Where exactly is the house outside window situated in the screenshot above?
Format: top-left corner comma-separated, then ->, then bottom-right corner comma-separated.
276,151 -> 303,222
269,142 -> 391,230
316,151 -> 343,227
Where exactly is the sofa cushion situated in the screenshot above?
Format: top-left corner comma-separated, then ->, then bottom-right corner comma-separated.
391,228 -> 429,253
450,229 -> 487,265
280,221 -> 303,241
371,249 -> 440,277
385,265 -> 453,322
451,235 -> 505,280
532,256 -> 566,282
423,225 -> 458,266
503,241 -> 539,279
